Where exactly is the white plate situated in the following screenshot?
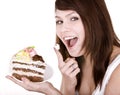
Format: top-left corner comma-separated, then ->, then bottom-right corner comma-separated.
44,64 -> 53,81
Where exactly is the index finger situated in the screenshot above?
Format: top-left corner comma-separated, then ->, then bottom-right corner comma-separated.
54,47 -> 63,63
54,47 -> 65,68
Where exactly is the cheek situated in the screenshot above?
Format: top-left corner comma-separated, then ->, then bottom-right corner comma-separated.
75,25 -> 85,43
56,30 -> 62,41
76,23 -> 84,31
56,26 -> 62,37
76,23 -> 85,36
56,30 -> 60,37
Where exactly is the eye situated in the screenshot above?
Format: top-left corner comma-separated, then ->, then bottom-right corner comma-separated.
56,20 -> 63,25
71,17 -> 79,21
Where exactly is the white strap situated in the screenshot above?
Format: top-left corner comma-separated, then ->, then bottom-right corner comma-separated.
100,55 -> 120,93
92,55 -> 120,95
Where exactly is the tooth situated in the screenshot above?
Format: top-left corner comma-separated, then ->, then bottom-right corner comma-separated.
64,37 -> 74,40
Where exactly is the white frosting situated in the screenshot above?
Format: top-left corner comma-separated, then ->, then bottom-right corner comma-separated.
11,63 -> 45,73
54,44 -> 60,50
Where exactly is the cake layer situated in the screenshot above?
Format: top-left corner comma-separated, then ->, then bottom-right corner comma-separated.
13,68 -> 44,75
12,70 -> 44,78
12,73 -> 44,82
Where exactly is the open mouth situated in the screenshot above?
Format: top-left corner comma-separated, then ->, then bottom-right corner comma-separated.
64,36 -> 78,48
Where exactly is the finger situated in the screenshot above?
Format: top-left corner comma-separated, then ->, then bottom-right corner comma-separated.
6,75 -> 35,91
70,68 -> 80,78
54,47 -> 65,67
21,77 -> 37,91
54,47 -> 63,62
64,62 -> 78,75
6,75 -> 26,87
70,63 -> 78,70
65,57 -> 75,63
62,58 -> 76,72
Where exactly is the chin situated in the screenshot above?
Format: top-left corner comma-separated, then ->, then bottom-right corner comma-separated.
69,53 -> 81,57
69,50 -> 84,57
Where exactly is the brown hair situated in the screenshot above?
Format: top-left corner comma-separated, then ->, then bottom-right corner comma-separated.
55,0 -> 120,91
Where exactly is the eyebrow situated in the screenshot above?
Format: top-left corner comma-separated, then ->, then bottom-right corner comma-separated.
55,11 -> 76,18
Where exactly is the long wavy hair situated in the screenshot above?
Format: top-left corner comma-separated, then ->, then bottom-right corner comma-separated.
55,0 -> 120,91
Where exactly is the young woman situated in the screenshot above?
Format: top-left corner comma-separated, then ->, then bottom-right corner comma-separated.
6,0 -> 120,95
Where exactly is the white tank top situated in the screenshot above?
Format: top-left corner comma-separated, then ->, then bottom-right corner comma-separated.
92,54 -> 120,95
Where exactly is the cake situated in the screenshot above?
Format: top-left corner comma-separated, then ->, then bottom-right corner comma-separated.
10,46 -> 46,82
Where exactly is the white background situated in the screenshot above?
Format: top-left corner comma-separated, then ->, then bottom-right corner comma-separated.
0,0 -> 120,95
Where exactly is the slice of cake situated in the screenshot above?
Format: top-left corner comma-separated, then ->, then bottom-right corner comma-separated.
10,46 -> 46,82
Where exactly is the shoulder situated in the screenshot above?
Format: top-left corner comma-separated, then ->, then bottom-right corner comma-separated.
104,58 -> 120,95
109,46 -> 120,64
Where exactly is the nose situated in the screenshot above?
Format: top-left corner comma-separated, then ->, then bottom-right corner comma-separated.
61,22 -> 70,32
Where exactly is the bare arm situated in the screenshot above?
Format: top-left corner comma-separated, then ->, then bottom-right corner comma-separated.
104,64 -> 120,95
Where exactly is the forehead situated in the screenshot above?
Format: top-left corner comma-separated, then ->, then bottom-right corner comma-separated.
55,9 -> 78,18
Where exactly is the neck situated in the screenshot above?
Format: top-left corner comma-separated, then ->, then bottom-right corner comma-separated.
83,54 -> 93,68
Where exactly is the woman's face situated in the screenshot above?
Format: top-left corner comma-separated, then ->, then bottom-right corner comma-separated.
55,9 -> 85,57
